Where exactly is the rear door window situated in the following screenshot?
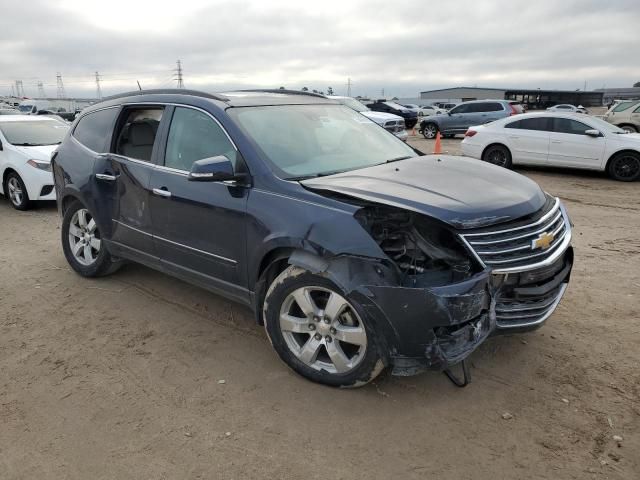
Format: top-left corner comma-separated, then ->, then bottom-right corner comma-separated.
505,117 -> 552,131
113,107 -> 164,162
450,104 -> 470,114
164,107 -> 237,171
613,102 -> 636,112
73,107 -> 119,152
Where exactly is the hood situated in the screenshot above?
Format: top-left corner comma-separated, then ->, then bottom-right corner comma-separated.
361,111 -> 404,124
302,156 -> 547,230
13,144 -> 58,161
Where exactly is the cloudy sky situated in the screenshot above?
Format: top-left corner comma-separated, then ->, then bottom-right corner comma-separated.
1,0 -> 638,99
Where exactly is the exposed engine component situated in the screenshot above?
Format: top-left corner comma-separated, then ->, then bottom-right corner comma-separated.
356,207 -> 475,285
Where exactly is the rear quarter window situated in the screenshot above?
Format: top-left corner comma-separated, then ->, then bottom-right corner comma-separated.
73,107 -> 119,152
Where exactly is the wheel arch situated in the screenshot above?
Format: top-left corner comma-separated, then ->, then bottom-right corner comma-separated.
605,148 -> 640,173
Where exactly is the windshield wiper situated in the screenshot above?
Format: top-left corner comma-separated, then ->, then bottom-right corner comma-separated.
13,143 -> 46,146
289,169 -> 350,181
384,155 -> 412,164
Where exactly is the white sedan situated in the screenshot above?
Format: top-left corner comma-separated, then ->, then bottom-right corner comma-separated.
547,104 -> 588,114
0,115 -> 69,209
461,112 -> 640,181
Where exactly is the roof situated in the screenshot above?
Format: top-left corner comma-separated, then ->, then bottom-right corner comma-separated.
421,86 -> 605,95
0,114 -> 58,123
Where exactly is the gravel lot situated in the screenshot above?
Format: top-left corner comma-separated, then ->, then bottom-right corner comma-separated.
1,138 -> 638,479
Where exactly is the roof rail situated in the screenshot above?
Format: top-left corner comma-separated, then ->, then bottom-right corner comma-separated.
101,89 -> 229,103
235,89 -> 328,99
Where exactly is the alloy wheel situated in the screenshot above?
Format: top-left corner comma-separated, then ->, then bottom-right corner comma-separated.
7,177 -> 24,207
68,208 -> 101,266
488,148 -> 508,167
279,286 -> 367,374
612,155 -> 640,180
423,124 -> 437,139
621,125 -> 637,134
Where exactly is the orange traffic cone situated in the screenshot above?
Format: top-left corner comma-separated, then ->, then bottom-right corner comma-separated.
433,131 -> 442,154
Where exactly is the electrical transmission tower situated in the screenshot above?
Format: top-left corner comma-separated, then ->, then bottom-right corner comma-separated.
56,72 -> 66,99
37,81 -> 46,98
346,77 -> 352,97
174,60 -> 185,88
95,71 -> 102,100
15,80 -> 25,97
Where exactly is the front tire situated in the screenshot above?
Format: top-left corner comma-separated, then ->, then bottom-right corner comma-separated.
619,125 -> 638,134
61,200 -> 121,277
5,171 -> 31,210
263,266 -> 384,387
422,123 -> 438,139
482,144 -> 513,168
608,152 -> 640,182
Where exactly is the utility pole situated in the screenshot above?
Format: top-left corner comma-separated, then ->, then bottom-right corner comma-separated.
346,77 -> 352,97
95,71 -> 102,100
37,81 -> 46,98
56,72 -> 66,99
175,60 -> 184,88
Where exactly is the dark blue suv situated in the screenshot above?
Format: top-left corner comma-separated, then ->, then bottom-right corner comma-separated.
52,89 -> 573,387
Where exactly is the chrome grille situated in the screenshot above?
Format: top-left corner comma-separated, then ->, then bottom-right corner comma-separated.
495,283 -> 567,328
460,198 -> 571,273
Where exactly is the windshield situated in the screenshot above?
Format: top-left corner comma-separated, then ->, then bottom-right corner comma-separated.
229,104 -> 417,179
339,97 -> 370,112
18,105 -> 34,113
0,120 -> 69,145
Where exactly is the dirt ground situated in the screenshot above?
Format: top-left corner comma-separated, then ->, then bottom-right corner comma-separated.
1,138 -> 638,479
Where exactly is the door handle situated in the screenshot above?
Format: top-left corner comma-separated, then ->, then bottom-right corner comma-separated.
95,173 -> 117,181
551,140 -> 562,144
508,135 -> 520,139
152,187 -> 172,198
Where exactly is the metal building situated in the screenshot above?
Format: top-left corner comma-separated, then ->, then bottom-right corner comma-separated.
419,87 -> 605,108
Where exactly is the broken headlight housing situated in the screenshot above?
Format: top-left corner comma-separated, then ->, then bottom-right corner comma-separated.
355,206 -> 480,287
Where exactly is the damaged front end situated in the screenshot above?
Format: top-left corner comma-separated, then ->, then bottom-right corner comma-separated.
290,197 -> 573,381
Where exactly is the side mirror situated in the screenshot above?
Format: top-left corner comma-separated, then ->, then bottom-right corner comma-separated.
0,141 -> 3,151
188,155 -> 240,182
447,112 -> 452,116
585,129 -> 601,137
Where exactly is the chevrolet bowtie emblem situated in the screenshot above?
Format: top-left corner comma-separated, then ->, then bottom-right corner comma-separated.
532,232 -> 555,250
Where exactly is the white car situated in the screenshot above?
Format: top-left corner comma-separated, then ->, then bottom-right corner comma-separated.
547,104 -> 588,114
0,115 -> 69,209
461,112 -> 640,181
402,104 -> 443,117
328,96 -> 408,141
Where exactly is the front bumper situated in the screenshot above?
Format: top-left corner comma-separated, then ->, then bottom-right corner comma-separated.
364,247 -> 573,376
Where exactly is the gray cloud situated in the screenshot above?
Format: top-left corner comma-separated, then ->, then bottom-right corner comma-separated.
1,0 -> 638,98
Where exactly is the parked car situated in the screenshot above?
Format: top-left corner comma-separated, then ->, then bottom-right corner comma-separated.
18,100 -> 52,115
52,89 -> 573,387
328,96 -> 408,141
0,115 -> 68,209
602,100 -> 640,133
419,105 -> 445,116
366,100 -> 418,128
546,104 -> 587,114
434,102 -> 457,110
0,108 -> 21,115
419,100 -> 518,139
461,112 -> 640,181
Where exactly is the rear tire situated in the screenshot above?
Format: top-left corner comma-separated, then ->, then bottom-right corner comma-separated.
422,123 -> 438,139
607,152 -> 640,182
263,266 -> 384,388
61,200 -> 122,277
4,171 -> 32,210
482,144 -> 512,169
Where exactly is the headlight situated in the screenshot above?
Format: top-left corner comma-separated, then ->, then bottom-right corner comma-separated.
27,159 -> 52,172
355,206 -> 480,285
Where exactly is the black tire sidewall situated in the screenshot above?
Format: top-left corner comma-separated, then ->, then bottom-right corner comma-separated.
608,153 -> 640,182
483,145 -> 512,168
264,266 -> 384,387
5,172 -> 31,210
61,200 -> 118,277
